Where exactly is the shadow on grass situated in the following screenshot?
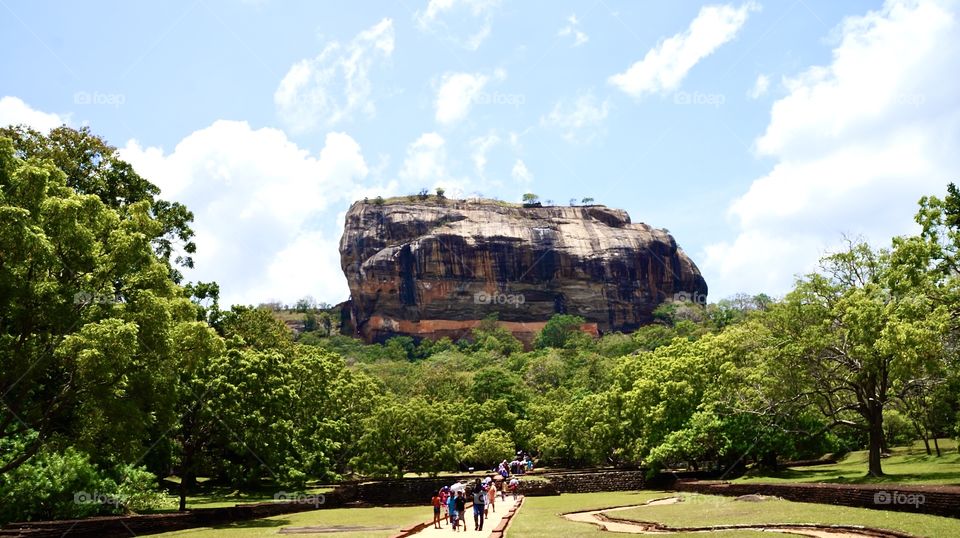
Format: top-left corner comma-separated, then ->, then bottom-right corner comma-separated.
824,471 -> 960,485
745,467 -> 960,485
211,517 -> 291,529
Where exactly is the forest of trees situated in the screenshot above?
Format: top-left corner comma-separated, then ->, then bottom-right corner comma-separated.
1,126 -> 959,523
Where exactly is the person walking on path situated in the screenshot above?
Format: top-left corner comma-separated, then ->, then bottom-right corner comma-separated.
446,491 -> 458,532
486,480 -> 497,515
509,477 -> 519,500
472,483 -> 486,531
432,493 -> 443,529
439,486 -> 450,525
454,491 -> 466,531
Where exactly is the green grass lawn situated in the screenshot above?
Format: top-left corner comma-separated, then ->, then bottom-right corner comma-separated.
613,492 -> 960,537
154,482 -> 334,511
505,491 -> 777,538
154,505 -> 428,538
736,438 -> 960,486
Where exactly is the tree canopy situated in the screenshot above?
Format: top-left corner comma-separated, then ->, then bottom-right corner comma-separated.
2,125 -> 959,521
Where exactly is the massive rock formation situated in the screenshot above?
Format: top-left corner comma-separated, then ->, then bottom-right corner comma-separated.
339,197 -> 707,344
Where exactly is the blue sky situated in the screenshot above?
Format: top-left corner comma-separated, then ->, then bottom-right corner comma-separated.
2,0 -> 959,307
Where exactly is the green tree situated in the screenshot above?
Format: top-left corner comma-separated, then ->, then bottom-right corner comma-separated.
220,305 -> 293,352
0,134 -> 198,475
471,314 -> 523,356
0,125 -> 196,281
169,321 -> 225,510
769,241 -> 949,476
203,348 -> 300,486
534,314 -> 587,349
351,398 -> 456,477
471,366 -> 528,414
463,428 -> 514,468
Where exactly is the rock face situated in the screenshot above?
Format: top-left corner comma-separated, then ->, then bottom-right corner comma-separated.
339,198 -> 707,344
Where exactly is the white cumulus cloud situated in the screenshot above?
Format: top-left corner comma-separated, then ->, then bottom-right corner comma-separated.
703,0 -> 960,300
0,96 -> 67,132
470,132 -> 500,175
120,120 -> 373,306
414,0 -> 501,50
435,72 -> 489,125
511,159 -> 532,183
274,18 -> 394,132
747,73 -> 769,99
558,14 -> 589,47
609,2 -> 758,98
397,132 -> 477,196
399,132 -> 448,184
540,92 -> 610,143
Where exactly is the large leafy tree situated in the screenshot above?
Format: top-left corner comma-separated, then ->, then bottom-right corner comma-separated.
351,397 -> 456,478
0,133 -> 200,475
0,126 -> 196,281
770,241 -> 949,476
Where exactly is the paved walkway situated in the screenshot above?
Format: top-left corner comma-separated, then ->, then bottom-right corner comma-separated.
412,495 -> 522,537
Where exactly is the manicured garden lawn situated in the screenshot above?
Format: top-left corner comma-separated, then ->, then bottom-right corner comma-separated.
153,482 -> 334,511
505,491 -> 775,537
736,439 -> 960,486
613,492 -> 960,537
155,505 -> 427,537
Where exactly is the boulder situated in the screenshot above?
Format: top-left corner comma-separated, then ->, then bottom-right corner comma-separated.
338,198 -> 707,344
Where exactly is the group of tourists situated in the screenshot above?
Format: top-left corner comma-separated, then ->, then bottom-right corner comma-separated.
497,454 -> 532,477
431,475 -> 520,532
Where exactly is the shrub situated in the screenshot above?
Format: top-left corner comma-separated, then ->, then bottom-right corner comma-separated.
114,464 -> 174,513
0,446 -> 117,523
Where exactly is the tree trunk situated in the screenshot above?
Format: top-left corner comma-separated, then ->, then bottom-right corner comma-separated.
867,407 -> 885,477
760,451 -> 779,472
933,436 -> 941,457
178,471 -> 196,512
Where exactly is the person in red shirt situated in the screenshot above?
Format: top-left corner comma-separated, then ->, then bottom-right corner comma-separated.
431,493 -> 442,528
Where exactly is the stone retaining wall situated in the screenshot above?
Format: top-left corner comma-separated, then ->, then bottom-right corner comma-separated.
353,475 -> 480,505
548,470 -> 646,493
350,470 -> 648,504
673,481 -> 960,520
352,474 -> 561,504
0,495 -> 346,538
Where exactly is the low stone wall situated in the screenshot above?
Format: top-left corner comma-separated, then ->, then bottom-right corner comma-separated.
673,481 -> 960,520
349,470 -> 649,504
549,470 -> 646,493
515,479 -> 559,497
351,469 -> 653,504
0,496 -> 345,538
353,475 -> 482,505
645,469 -> 735,489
